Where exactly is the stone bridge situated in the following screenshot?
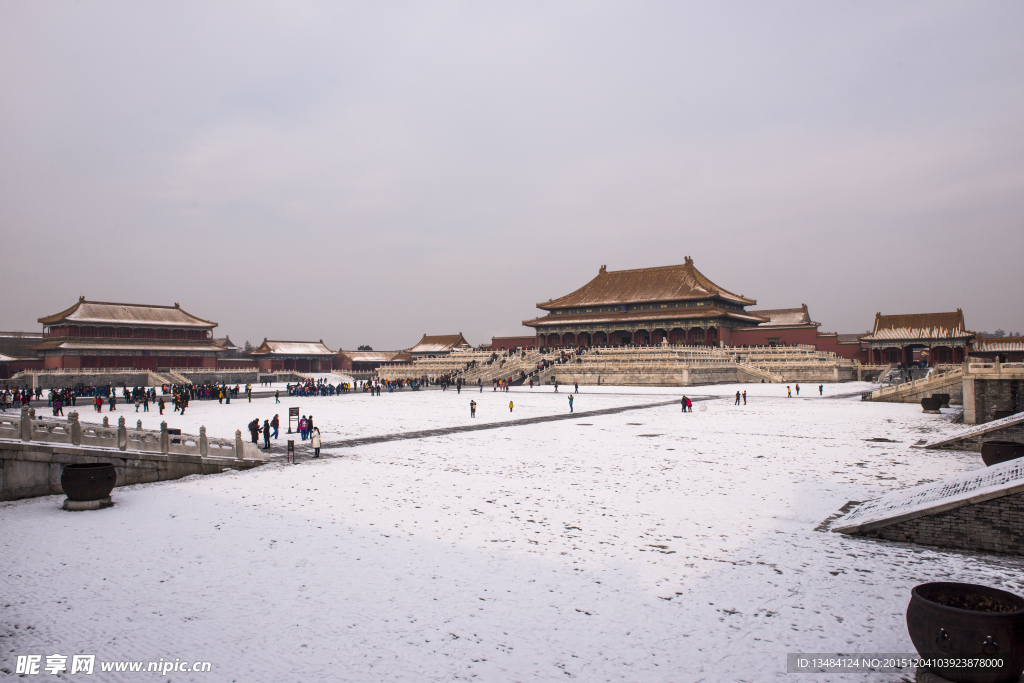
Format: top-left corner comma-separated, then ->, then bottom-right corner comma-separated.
0,407 -> 266,501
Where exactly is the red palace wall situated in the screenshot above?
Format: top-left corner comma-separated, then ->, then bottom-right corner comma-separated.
729,327 -> 868,362
0,359 -> 43,378
490,336 -> 537,351
730,326 -> 820,347
217,358 -> 256,370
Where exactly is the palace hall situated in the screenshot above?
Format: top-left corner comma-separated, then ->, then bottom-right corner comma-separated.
523,258 -> 767,348
32,298 -> 222,370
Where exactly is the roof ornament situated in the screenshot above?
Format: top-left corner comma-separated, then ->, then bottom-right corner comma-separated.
684,256 -> 693,266
79,295 -> 85,302
174,302 -> 179,308
599,265 -> 606,274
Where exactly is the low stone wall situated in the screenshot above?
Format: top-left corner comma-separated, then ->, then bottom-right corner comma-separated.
772,366 -> 859,383
546,365 -> 740,386
178,370 -> 259,385
964,377 -> 1024,425
856,490 -> 1024,555
34,372 -> 154,390
871,378 -> 964,404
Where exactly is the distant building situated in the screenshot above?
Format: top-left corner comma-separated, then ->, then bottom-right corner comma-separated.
31,297 -> 222,370
248,340 -> 336,373
861,310 -> 972,365
334,350 -> 412,373
731,304 -> 818,346
969,336 -> 1024,363
523,258 -> 764,347
730,303 -> 868,362
213,337 -> 243,353
0,332 -> 45,378
407,333 -> 472,359
0,331 -> 44,358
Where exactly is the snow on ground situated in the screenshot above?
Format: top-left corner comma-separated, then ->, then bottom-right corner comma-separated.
4,382 -> 1023,682
71,383 -> 700,443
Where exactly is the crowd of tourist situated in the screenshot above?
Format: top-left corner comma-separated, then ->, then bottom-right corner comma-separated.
288,378 -> 352,396
0,389 -> 36,411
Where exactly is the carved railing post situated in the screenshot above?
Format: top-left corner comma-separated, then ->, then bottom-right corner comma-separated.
20,405 -> 31,441
69,411 -> 82,446
160,421 -> 169,454
200,426 -> 208,457
118,416 -> 127,451
29,407 -> 36,420
137,419 -> 143,430
102,416 -> 109,428
235,430 -> 244,459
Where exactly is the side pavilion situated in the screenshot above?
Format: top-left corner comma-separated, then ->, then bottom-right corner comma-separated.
861,311 -> 972,365
249,340 -> 336,373
407,334 -> 472,359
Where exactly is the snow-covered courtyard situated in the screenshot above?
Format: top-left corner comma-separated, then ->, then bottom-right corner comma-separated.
4,382 -> 1023,681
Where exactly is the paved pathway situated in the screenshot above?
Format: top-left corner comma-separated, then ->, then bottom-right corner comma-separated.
269,397 -> 692,462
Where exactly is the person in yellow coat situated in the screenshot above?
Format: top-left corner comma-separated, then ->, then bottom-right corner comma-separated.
509,400 -> 514,413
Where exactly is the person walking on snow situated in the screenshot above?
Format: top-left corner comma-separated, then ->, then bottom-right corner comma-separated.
574,383 -> 578,393
685,396 -> 692,412
271,414 -> 279,439
795,383 -> 800,396
787,386 -> 792,398
682,395 -> 687,413
470,400 -> 476,418
568,395 -> 574,413
263,419 -> 271,449
311,427 -> 321,458
275,390 -> 280,404
509,400 -> 514,413
818,384 -> 823,396
742,391 -> 746,405
735,391 -> 741,405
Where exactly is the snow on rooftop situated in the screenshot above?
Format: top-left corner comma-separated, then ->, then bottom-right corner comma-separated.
833,457 -> 1024,533
923,410 -> 1024,449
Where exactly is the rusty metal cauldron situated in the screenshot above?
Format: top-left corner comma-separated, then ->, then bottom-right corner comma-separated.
907,582 -> 1024,683
60,463 -> 116,501
933,393 -> 951,408
922,396 -> 943,413
981,441 -> 1024,468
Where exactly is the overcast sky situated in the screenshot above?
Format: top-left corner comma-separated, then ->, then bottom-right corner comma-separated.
2,1 -> 1022,349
